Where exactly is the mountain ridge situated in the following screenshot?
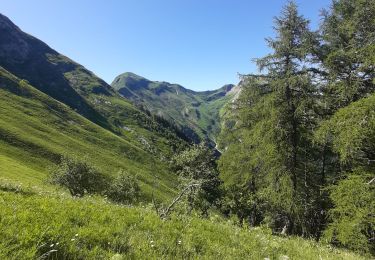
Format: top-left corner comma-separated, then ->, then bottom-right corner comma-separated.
111,72 -> 238,143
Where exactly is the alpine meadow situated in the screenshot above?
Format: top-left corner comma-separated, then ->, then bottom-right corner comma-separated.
0,0 -> 374,259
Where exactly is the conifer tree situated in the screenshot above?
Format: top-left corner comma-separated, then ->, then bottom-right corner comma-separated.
220,1 -> 321,235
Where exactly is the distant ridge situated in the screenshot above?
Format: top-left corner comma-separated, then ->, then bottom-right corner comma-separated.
112,72 -> 237,143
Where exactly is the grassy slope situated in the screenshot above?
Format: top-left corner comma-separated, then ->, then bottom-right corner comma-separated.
0,186 -> 366,260
0,67 -> 177,201
111,72 -> 235,142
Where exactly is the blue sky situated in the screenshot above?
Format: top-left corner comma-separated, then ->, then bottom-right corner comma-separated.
2,0 -> 331,91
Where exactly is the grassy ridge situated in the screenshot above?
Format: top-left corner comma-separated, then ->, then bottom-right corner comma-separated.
0,186 -> 365,260
0,67 -> 177,201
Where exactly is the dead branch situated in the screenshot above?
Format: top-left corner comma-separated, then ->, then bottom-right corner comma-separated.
160,182 -> 201,219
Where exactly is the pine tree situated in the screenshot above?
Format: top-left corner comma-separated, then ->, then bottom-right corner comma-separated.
255,1 -> 320,235
219,1 -> 321,236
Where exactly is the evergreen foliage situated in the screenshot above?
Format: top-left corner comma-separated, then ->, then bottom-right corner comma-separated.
218,0 -> 375,255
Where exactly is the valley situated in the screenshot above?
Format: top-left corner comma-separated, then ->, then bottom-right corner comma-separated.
0,0 -> 374,258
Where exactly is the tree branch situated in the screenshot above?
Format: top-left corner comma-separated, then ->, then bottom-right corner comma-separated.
160,182 -> 201,219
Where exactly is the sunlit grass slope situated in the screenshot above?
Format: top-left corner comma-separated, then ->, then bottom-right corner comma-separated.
0,186 -> 366,260
0,67 -> 177,201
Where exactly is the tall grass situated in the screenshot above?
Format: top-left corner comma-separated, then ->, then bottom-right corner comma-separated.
0,184 -> 366,260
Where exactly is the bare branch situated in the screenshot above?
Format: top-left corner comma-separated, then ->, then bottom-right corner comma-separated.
366,177 -> 375,185
160,182 -> 201,219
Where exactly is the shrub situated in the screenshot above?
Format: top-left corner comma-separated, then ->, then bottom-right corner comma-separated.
105,170 -> 140,204
50,155 -> 108,197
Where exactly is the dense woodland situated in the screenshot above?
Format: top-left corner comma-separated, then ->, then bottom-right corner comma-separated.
218,0 -> 375,254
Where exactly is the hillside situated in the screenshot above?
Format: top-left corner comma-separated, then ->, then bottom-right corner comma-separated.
0,13 -> 191,201
111,72 -> 239,143
0,184 -> 365,260
0,0 -> 373,258
0,66 -> 178,201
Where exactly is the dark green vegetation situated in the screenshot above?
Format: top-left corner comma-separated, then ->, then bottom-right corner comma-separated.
111,72 -> 239,143
219,0 -> 375,256
0,184 -> 364,259
0,0 -> 374,258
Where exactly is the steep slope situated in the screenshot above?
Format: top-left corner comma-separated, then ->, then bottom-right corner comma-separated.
0,14 -> 110,127
111,72 -> 237,143
0,66 -> 177,201
0,13 -> 187,160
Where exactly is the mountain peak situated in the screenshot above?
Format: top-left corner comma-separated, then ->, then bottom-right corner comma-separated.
117,72 -> 147,81
0,13 -> 31,63
0,13 -> 17,30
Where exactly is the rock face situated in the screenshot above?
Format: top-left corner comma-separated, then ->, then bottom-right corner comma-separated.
111,72 -> 237,143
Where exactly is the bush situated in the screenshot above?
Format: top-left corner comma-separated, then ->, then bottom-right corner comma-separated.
50,155 -> 108,197
105,170 -> 140,204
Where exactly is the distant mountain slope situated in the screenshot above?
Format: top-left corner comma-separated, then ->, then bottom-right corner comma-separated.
111,72 -> 238,143
0,13 -> 187,160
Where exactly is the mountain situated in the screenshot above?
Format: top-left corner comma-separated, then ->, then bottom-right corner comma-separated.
111,72 -> 239,143
0,14 -> 112,128
0,13 -> 189,200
